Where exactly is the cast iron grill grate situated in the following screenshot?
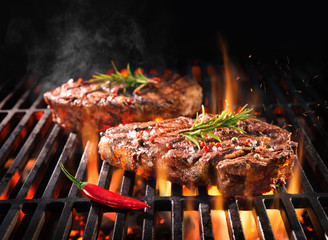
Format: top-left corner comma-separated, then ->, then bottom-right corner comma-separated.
0,59 -> 327,239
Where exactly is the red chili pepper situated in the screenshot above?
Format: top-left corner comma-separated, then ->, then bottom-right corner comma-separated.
59,160 -> 148,209
126,98 -> 133,104
200,141 -> 207,147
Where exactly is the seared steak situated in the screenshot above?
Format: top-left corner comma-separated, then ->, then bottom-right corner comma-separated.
98,115 -> 297,197
43,74 -> 202,132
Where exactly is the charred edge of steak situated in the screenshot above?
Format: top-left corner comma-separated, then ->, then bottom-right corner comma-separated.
98,117 -> 298,197
43,74 -> 202,132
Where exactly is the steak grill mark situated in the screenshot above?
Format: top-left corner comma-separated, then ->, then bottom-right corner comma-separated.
0,60 -> 327,239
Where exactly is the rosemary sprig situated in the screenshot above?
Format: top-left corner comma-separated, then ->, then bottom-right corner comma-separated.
91,61 -> 156,93
179,103 -> 253,149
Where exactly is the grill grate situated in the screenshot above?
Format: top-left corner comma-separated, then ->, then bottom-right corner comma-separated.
0,59 -> 328,239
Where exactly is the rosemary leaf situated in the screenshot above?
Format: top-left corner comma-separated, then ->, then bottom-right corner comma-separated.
90,61 -> 156,92
180,103 -> 253,149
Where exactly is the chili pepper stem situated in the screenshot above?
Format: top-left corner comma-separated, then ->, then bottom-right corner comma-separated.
59,159 -> 86,190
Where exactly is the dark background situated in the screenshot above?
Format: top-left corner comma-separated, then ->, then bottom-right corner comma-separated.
1,0 -> 327,84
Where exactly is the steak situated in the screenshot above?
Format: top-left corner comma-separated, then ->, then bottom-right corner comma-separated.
43,74 -> 202,132
98,115 -> 298,197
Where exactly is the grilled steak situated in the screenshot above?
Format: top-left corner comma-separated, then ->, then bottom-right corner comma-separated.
43,74 -> 202,132
98,115 -> 297,197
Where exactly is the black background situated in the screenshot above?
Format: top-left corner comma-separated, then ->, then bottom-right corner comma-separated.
1,0 -> 327,82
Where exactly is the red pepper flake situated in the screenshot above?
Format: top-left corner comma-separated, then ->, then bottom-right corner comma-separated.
166,143 -> 172,149
203,145 -> 209,152
111,90 -> 117,99
134,89 -> 140,94
244,139 -> 251,146
200,141 -> 207,147
80,93 -> 87,98
209,142 -> 215,147
126,98 -> 133,104
149,137 -> 154,143
137,131 -> 143,139
152,77 -> 161,82
77,77 -> 83,83
215,143 -> 222,148
226,143 -> 231,147
156,122 -> 161,127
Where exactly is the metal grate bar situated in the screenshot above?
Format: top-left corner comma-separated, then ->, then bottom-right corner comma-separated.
112,171 -> 135,240
171,195 -> 183,240
0,110 -> 51,195
0,204 -> 21,239
16,124 -> 62,199
53,141 -> 90,240
0,124 -> 61,239
278,187 -> 307,239
83,160 -> 112,240
142,177 -> 155,240
23,133 -> 78,239
198,186 -> 214,240
0,111 -> 35,165
0,76 -> 30,109
297,164 -> 328,238
252,197 -> 275,239
225,198 -> 245,240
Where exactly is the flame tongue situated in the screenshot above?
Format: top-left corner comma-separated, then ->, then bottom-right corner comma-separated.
81,123 -> 99,184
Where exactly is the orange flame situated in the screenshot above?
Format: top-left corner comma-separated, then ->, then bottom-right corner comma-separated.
219,37 -> 238,112
184,211 -> 200,240
211,210 -> 229,239
80,123 -> 99,184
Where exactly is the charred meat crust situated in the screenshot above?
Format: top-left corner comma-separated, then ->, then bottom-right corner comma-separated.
98,116 -> 298,197
43,74 -> 202,132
